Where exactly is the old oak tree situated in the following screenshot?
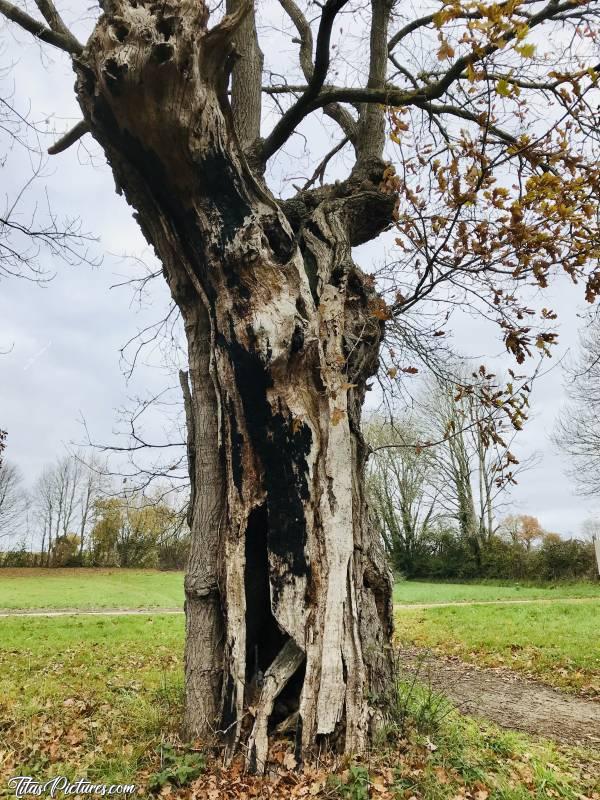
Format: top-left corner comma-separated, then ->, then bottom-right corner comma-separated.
2,0 -> 600,771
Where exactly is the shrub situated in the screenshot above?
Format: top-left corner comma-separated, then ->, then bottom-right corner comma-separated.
533,538 -> 597,581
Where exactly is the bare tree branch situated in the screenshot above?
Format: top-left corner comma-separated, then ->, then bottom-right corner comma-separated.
301,135 -> 349,190
260,0 -> 350,162
33,0 -> 82,52
47,119 -> 89,155
278,0 -> 358,145
0,0 -> 82,54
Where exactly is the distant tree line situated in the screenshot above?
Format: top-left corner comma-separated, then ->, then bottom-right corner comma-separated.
379,513 -> 598,582
0,451 -> 188,569
3,355 -> 598,582
367,375 -> 599,583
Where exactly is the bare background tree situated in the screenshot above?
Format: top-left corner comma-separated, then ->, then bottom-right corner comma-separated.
424,370 -> 534,541
367,417 -> 440,575
366,364 -> 535,574
31,453 -> 107,565
555,312 -> 600,498
0,459 -> 27,538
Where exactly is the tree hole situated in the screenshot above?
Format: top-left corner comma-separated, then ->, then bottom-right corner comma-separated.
157,16 -> 177,40
112,22 -> 129,42
151,42 -> 174,64
244,504 -> 286,686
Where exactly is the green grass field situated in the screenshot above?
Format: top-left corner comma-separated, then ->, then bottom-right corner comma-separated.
0,614 -> 184,787
1,613 -> 598,799
395,601 -> 600,696
1,571 -> 599,797
1,570 -> 597,697
0,568 -> 184,610
393,579 -> 600,605
2,569 -> 598,611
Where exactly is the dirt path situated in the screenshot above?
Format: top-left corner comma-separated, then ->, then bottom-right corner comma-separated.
394,596 -> 600,610
399,646 -> 600,746
0,607 -> 183,617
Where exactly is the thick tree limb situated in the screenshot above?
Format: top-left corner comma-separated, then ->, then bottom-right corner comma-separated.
288,84 -> 416,111
278,0 -> 313,78
357,0 -> 394,160
263,83 -> 309,94
0,0 -> 82,54
227,0 -> 263,149
47,120 -> 89,155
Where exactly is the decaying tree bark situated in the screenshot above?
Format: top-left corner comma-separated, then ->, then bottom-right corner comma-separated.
3,0 -> 599,772
72,0 -> 395,768
4,0 -> 597,774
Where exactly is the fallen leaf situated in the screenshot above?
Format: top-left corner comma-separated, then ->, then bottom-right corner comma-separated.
283,752 -> 297,770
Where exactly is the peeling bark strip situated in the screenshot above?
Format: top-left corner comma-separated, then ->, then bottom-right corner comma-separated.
74,0 -> 395,768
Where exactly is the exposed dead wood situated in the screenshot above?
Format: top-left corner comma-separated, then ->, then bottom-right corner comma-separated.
246,640 -> 304,773
67,0 -> 395,763
48,120 -> 89,155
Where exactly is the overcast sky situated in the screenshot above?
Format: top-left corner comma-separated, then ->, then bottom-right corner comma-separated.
0,2 -> 597,539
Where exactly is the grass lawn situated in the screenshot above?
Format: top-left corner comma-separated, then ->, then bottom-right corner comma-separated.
395,600 -> 600,696
0,614 -> 185,789
1,614 -> 598,799
2,569 -> 598,611
0,568 -> 184,610
393,579 -> 600,605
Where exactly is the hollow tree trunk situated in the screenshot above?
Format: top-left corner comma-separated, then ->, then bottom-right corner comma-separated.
75,0 -> 395,768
